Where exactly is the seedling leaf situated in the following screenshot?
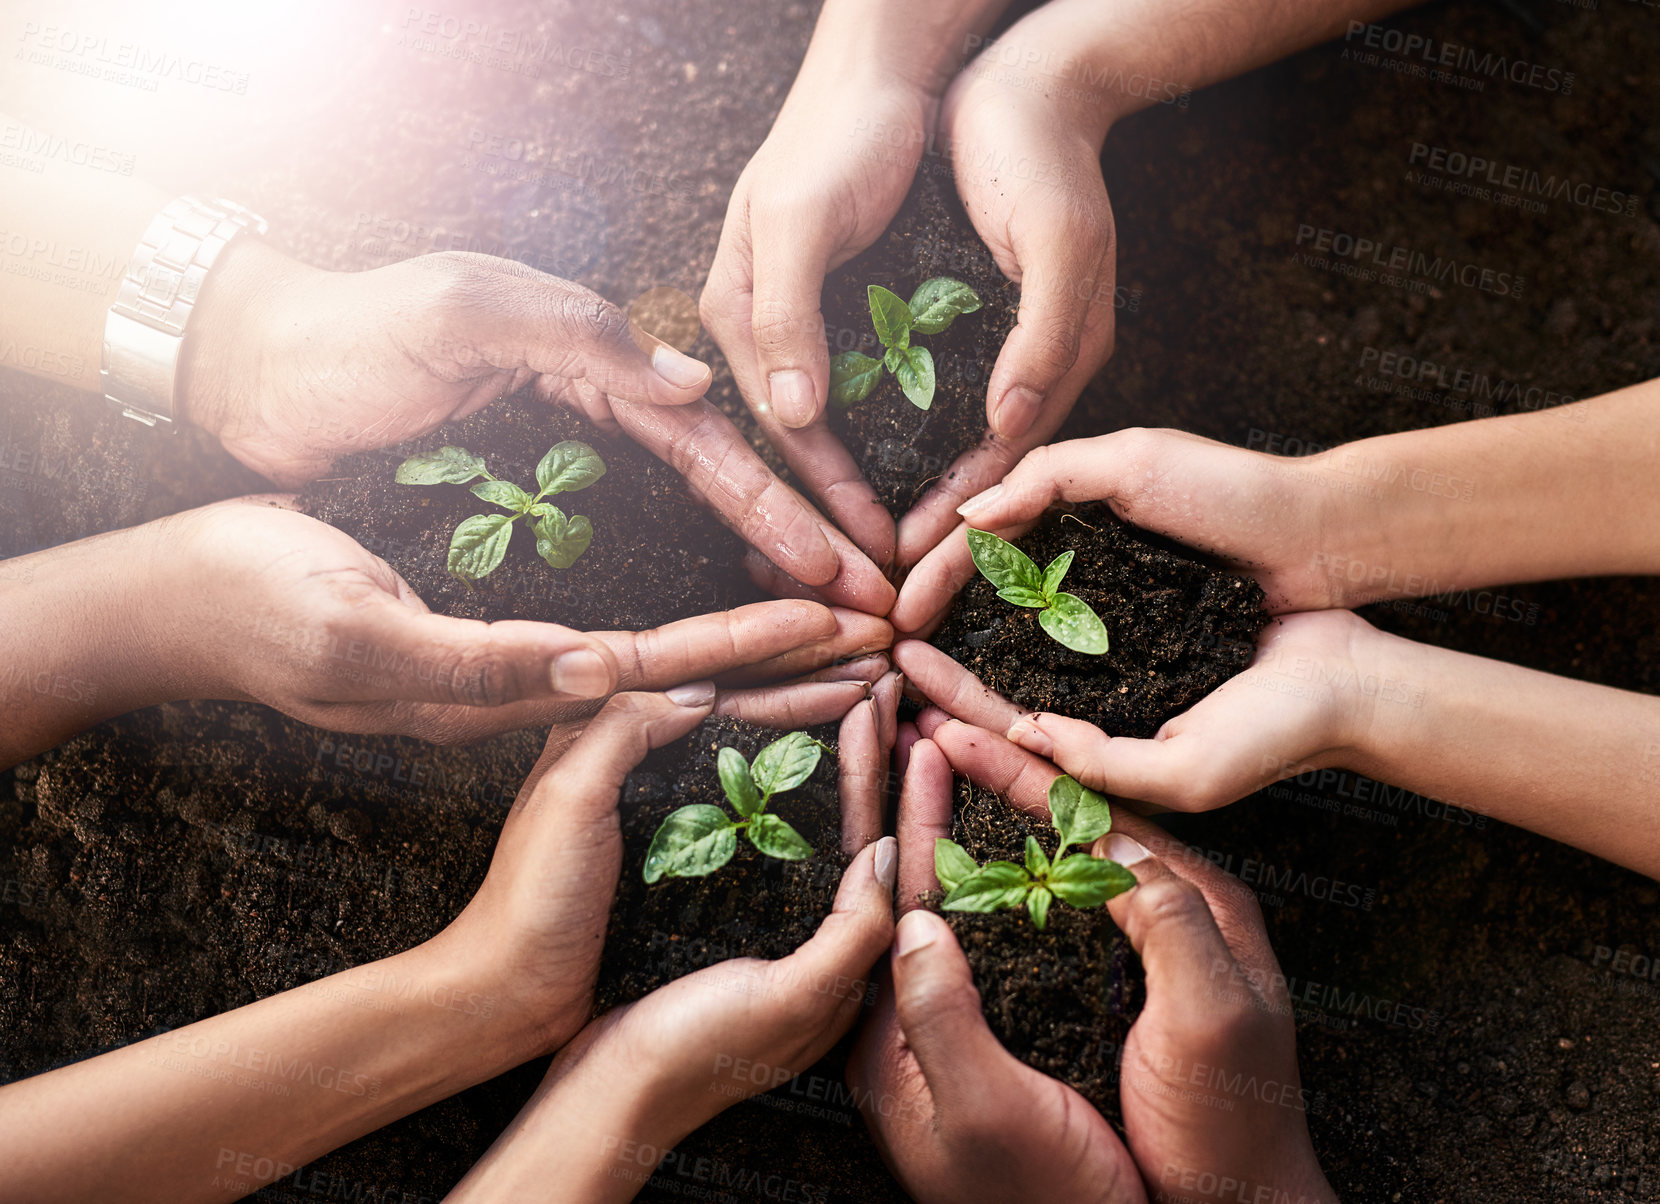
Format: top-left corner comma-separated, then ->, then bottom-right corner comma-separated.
1048,855 -> 1137,907
447,513 -> 515,581
1041,593 -> 1110,655
868,285 -> 912,350
894,345 -> 935,410
829,351 -> 883,407
1028,885 -> 1054,930
644,804 -> 738,882
1048,774 -> 1113,856
750,731 -> 824,799
943,861 -> 1032,912
748,813 -> 814,861
533,510 -> 592,569
997,586 -> 1049,609
1041,550 -> 1074,599
718,747 -> 761,817
397,445 -> 489,485
934,839 -> 979,894
967,529 -> 1043,594
883,345 -> 907,375
536,441 -> 606,495
1024,836 -> 1049,878
908,277 -> 982,335
471,480 -> 533,512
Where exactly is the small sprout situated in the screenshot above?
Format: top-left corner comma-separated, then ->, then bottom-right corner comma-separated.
396,441 -> 605,582
829,277 -> 981,411
643,732 -> 828,883
934,775 -> 1135,930
966,529 -> 1109,655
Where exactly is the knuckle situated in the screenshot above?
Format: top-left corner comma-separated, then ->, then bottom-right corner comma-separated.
1132,877 -> 1205,937
750,300 -> 818,361
562,292 -> 632,347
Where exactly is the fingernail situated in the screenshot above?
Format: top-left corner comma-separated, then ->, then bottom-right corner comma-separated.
957,484 -> 1004,517
551,650 -> 612,699
665,680 -> 717,708
991,386 -> 1042,440
652,344 -> 710,389
874,836 -> 898,891
769,369 -> 816,429
1006,717 -> 1054,759
894,909 -> 938,957
1106,833 -> 1152,867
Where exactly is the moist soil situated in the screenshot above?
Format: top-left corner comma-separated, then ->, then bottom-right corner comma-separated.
932,502 -> 1269,737
821,169 -> 1018,516
3,0 -> 1660,1201
299,394 -> 761,631
596,715 -> 847,1009
937,776 -> 1140,1128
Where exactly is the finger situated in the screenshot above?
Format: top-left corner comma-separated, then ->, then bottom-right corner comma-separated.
951,437 -> 1127,532
890,640 -> 1022,731
892,521 -> 1021,636
591,600 -> 834,693
713,609 -> 893,687
896,739 -> 954,912
332,600 -> 620,707
893,433 -> 1052,575
714,680 -> 870,728
769,838 -> 897,1014
890,910 -> 1017,1113
894,721 -> 921,775
1005,710 -> 1224,813
869,669 -> 902,752
743,538 -> 898,617
798,652 -> 891,686
839,698 -> 885,853
929,717 -> 1062,821
747,205 -> 837,430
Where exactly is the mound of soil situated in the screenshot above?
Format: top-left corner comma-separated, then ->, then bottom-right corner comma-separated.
299,393 -> 760,631
937,776 -> 1140,1126
931,502 -> 1268,736
597,715 -> 847,1009
823,170 -> 1018,516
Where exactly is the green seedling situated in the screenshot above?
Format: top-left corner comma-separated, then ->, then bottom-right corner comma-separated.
935,775 -> 1135,930
829,277 -> 981,411
643,731 -> 828,883
967,528 -> 1109,655
395,441 -> 605,582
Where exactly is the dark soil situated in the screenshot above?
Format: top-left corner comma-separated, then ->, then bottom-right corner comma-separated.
937,776 -> 1140,1128
822,170 -> 1018,516
597,715 -> 847,1009
299,394 -> 760,631
932,502 -> 1269,737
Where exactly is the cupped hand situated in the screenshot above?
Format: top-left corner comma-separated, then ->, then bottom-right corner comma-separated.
894,605 -> 1376,816
915,720 -> 1336,1204
162,495 -> 893,744
894,429 -> 1360,636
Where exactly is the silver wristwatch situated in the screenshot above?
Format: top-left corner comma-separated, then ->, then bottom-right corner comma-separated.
101,195 -> 268,428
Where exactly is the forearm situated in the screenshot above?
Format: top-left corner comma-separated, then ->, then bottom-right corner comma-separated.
1346,623 -> 1660,878
1313,383 -> 1660,605
0,939 -> 546,1204
803,0 -> 1012,100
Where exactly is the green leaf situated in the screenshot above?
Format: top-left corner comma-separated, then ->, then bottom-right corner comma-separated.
907,277 -> 982,335
868,285 -> 913,350
644,804 -> 739,882
1027,885 -> 1054,931
1040,592 -> 1110,655
533,509 -> 593,569
536,441 -> 607,495
1024,835 -> 1049,878
967,529 -> 1043,594
471,480 -> 533,512
396,446 -> 489,485
1048,775 -> 1113,856
883,345 -> 907,375
942,861 -> 1032,913
934,838 -> 980,894
1048,854 -> 1137,908
829,351 -> 883,407
750,731 -> 825,800
748,813 -> 814,861
997,586 -> 1049,609
894,346 -> 935,411
718,747 -> 761,817
1041,550 -> 1074,600
447,513 -> 515,581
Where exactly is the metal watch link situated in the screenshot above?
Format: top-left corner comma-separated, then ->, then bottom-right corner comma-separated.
100,195 -> 268,428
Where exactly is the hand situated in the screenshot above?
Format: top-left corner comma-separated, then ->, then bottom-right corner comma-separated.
911,718 -> 1336,1204
893,19 -> 1120,570
847,739 -> 1146,1204
163,496 -> 893,744
179,245 -> 888,608
894,429 -> 1361,635
894,606 -> 1376,815
700,52 -> 938,567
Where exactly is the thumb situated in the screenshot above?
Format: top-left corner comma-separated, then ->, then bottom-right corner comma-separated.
890,910 -> 1016,1112
747,208 -> 837,430
1007,711 -> 1206,810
